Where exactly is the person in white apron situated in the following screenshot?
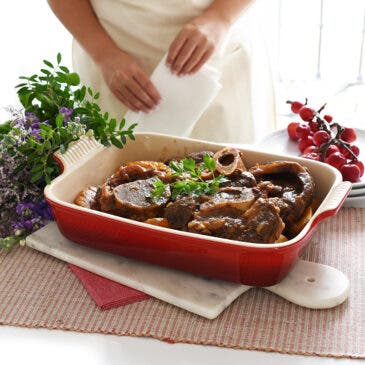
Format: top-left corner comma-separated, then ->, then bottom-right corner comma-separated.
48,0 -> 276,144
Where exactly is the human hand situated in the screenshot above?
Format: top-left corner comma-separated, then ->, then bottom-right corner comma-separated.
99,49 -> 161,112
167,13 -> 229,76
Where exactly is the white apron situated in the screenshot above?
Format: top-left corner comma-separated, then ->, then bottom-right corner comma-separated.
72,0 -> 276,144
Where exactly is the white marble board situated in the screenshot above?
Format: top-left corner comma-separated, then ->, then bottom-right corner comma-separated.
26,223 -> 349,319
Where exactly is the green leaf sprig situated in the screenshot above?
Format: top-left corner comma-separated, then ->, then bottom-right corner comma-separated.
150,154 -> 229,202
148,178 -> 170,203
13,53 -> 137,184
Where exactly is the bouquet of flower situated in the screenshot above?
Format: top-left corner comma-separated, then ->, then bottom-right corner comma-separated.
0,54 -> 136,249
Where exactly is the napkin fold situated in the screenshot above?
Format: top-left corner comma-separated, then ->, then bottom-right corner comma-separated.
68,264 -> 150,310
124,55 -> 222,136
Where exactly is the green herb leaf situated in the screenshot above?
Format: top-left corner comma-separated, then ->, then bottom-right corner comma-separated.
15,82 -> 27,88
40,68 -> 51,75
30,170 -> 44,183
55,113 -> 64,128
111,136 -> 123,148
151,154 -> 229,201
169,161 -> 183,174
128,123 -> 138,131
119,118 -> 126,130
182,158 -> 195,172
65,72 -> 80,86
43,59 -> 54,68
149,178 -> 169,202
79,85 -> 86,101
203,154 -> 216,172
108,118 -> 117,132
45,174 -> 52,185
0,121 -> 11,135
7,52 -> 138,210
30,164 -> 44,173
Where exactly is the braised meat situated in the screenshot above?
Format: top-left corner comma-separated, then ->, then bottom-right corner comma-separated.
188,198 -> 284,243
198,187 -> 258,218
250,161 -> 315,228
75,149 -> 315,244
164,195 -> 200,229
74,185 -> 99,210
188,188 -> 282,243
107,161 -> 173,187
220,170 -> 257,188
256,180 -> 283,196
144,217 -> 171,228
186,151 -> 214,164
98,177 -> 170,221
241,198 -> 285,243
188,216 -> 246,238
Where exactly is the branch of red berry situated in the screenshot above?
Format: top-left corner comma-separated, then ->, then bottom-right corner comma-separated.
286,99 -> 364,183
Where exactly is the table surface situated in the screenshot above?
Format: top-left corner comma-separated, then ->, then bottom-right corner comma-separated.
0,325 -> 361,365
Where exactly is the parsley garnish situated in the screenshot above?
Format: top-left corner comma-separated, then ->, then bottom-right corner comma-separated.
148,178 -> 170,202
149,154 -> 229,202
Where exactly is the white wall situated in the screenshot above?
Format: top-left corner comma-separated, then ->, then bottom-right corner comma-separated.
0,1 -> 72,121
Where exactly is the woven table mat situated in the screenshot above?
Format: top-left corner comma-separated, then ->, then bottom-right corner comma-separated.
0,208 -> 364,359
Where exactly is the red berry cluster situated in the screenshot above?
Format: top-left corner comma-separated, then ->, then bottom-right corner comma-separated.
286,99 -> 364,183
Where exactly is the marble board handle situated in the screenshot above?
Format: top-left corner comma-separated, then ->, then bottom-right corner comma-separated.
265,259 -> 349,309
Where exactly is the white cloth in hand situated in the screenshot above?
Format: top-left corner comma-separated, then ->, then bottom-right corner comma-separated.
124,55 -> 222,137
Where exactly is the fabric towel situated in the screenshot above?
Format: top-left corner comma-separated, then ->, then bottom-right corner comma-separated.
124,55 -> 222,137
69,264 -> 150,310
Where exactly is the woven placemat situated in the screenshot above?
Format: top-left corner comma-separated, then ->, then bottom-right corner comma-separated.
0,208 -> 364,358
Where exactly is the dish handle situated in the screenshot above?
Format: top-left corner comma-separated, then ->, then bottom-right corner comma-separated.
53,136 -> 104,174
311,181 -> 352,223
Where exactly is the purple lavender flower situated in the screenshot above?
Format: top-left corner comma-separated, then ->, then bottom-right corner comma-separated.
0,141 -> 49,238
12,216 -> 43,234
1,109 -> 59,244
30,120 -> 51,141
8,109 -> 43,144
25,112 -> 37,120
25,111 -> 40,126
16,202 -> 35,217
10,199 -> 53,236
59,106 -> 73,124
11,118 -> 27,129
34,200 -> 54,221
30,125 -> 42,140
23,217 -> 42,232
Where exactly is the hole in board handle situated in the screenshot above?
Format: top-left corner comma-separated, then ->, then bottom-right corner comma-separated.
306,277 -> 316,283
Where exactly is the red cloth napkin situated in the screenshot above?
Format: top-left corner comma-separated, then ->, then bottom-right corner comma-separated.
68,264 -> 150,310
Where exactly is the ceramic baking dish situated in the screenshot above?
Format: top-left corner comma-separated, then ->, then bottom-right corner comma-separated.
45,133 -> 351,286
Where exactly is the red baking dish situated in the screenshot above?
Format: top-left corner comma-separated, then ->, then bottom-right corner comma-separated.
45,133 -> 351,286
